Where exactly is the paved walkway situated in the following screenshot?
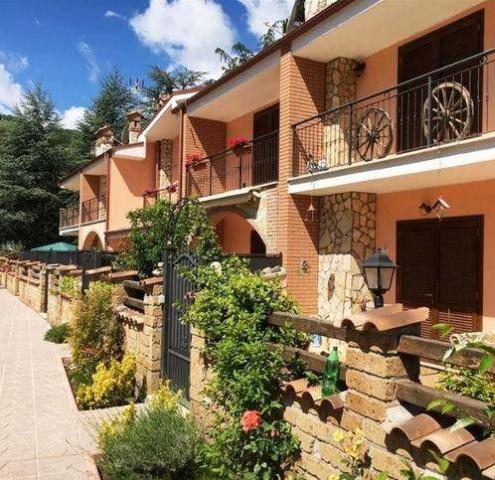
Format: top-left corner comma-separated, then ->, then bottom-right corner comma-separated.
0,289 -> 100,479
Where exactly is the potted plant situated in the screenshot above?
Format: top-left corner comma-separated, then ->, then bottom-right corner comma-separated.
186,153 -> 203,169
228,136 -> 250,155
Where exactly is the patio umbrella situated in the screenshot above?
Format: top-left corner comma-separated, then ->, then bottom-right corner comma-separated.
31,242 -> 77,252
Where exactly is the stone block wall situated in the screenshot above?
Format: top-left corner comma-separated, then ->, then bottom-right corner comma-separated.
24,265 -> 47,313
318,192 -> 376,327
6,261 -> 19,296
114,284 -> 164,392
46,268 -> 81,326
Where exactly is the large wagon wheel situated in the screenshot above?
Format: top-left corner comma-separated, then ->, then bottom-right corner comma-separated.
422,81 -> 474,144
355,107 -> 393,162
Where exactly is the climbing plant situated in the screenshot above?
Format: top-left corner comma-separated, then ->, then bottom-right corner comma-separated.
183,257 -> 309,479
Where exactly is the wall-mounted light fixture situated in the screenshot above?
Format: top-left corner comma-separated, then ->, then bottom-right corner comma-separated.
419,197 -> 450,219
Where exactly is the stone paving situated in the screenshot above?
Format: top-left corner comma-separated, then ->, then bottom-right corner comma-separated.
0,289 -> 100,479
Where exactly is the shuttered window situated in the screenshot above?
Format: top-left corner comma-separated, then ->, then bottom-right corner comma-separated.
397,216 -> 483,338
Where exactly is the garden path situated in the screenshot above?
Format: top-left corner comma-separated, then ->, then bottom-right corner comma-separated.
0,290 -> 100,479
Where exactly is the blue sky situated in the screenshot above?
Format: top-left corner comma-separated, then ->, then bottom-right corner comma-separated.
0,0 -> 291,127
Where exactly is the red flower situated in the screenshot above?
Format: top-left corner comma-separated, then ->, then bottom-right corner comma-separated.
241,410 -> 262,433
186,153 -> 202,168
228,136 -> 249,150
166,181 -> 178,193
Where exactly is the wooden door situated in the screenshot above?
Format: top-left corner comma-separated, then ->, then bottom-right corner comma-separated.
397,216 -> 483,338
252,104 -> 279,185
398,11 -> 483,152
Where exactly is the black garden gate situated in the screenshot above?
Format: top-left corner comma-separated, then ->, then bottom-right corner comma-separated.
162,247 -> 198,399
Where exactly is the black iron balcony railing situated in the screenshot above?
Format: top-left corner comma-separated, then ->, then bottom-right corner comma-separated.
59,205 -> 80,229
143,186 -> 179,207
186,130 -> 279,197
81,194 -> 106,224
293,48 -> 495,177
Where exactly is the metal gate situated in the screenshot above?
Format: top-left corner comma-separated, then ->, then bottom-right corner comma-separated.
162,248 -> 198,399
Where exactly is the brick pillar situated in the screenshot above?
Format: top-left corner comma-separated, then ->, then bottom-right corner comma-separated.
158,140 -> 173,195
343,327 -> 420,479
318,192 -> 376,323
324,57 -> 359,167
142,284 -> 164,392
182,114 -> 226,197
39,266 -> 47,313
278,50 -> 326,314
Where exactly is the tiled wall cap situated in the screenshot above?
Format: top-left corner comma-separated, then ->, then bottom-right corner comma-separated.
411,427 -> 475,454
447,438 -> 495,470
390,413 -> 441,441
334,304 -> 402,328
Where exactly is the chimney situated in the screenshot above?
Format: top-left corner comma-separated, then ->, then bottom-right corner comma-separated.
127,110 -> 145,144
92,125 -> 114,157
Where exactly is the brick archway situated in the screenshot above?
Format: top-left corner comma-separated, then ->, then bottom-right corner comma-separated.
81,231 -> 104,251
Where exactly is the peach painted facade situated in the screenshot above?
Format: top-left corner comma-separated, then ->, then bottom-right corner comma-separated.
61,0 -> 495,329
377,179 -> 495,331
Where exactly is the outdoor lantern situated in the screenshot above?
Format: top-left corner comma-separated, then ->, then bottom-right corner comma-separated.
362,249 -> 397,308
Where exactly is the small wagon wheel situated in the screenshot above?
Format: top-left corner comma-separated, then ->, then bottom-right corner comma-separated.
355,107 -> 393,161
422,81 -> 474,144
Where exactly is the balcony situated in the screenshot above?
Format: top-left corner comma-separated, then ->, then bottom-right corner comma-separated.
290,49 -> 495,195
186,131 -> 279,198
81,195 -> 106,224
143,187 -> 179,207
59,205 -> 80,234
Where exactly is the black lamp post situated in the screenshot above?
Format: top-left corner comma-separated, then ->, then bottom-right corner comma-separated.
362,249 -> 397,308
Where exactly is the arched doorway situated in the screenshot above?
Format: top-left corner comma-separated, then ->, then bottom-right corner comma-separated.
211,210 -> 266,255
82,231 -> 104,251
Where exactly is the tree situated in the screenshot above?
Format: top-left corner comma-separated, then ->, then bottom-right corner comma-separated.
215,21 -> 287,75
0,84 -> 69,247
144,65 -> 206,115
77,68 -> 137,160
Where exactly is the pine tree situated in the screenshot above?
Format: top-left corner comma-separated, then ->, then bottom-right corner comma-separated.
77,68 -> 137,160
144,65 -> 206,115
0,84 -> 68,247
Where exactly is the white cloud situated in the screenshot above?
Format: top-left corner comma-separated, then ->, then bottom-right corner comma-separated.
60,106 -> 86,129
129,0 -> 235,78
237,0 -> 292,37
0,64 -> 23,114
77,41 -> 100,84
0,51 -> 29,73
105,10 -> 127,21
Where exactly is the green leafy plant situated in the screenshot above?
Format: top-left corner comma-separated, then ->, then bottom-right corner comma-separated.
76,354 -> 136,409
59,275 -> 76,297
429,325 -> 495,432
44,323 -> 71,344
114,198 -> 220,278
69,281 -> 123,376
97,382 -> 203,479
183,257 -> 309,479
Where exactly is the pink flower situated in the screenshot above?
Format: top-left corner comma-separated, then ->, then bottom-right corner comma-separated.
166,182 -> 178,193
186,153 -> 202,168
228,136 -> 249,150
241,410 -> 262,433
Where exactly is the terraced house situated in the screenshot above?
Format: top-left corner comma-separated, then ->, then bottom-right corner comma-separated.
60,0 -> 495,338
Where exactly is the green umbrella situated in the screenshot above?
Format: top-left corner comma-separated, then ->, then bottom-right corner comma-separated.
31,241 -> 78,252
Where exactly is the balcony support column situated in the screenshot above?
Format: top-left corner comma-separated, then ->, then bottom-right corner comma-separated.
318,192 -> 376,327
325,57 -> 359,167
158,139 -> 173,197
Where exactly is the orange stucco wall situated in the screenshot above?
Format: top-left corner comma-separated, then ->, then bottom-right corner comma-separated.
211,211 -> 255,254
226,111 -> 253,147
106,143 -> 156,233
376,179 -> 495,331
80,174 -> 101,202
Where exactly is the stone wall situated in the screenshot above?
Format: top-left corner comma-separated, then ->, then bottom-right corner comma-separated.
305,0 -> 340,20
318,192 -> 376,330
158,139 -> 173,194
114,283 -> 164,392
46,267 -> 82,326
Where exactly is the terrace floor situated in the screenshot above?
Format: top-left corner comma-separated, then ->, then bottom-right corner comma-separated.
0,289 -> 99,479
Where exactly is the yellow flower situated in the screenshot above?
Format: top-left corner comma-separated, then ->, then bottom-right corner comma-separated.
328,474 -> 340,480
333,429 -> 346,443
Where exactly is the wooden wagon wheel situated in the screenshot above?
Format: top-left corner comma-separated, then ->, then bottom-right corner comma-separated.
422,81 -> 474,143
355,107 -> 393,161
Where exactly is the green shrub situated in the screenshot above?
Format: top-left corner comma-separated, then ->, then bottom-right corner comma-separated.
44,323 -> 71,344
98,382 -> 203,479
76,355 -> 136,409
0,241 -> 23,259
69,281 -> 123,375
183,257 -> 308,479
438,366 -> 495,404
115,198 -> 220,278
59,275 -> 76,296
